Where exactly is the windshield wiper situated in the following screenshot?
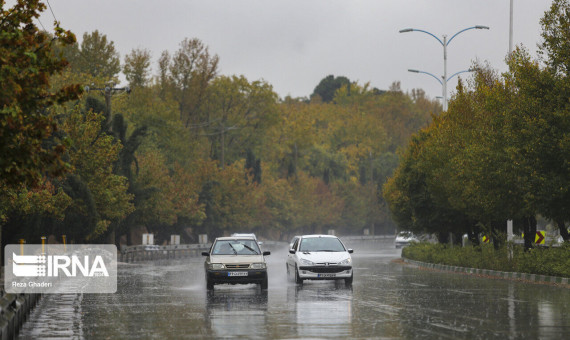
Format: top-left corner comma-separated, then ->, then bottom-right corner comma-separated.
242,244 -> 259,254
228,243 -> 238,255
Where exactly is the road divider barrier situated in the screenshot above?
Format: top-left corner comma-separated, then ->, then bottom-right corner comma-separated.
120,241 -> 285,263
0,287 -> 41,340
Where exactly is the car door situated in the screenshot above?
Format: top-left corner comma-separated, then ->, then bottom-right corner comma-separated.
287,237 -> 300,272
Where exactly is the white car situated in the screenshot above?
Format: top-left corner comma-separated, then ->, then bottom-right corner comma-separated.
394,231 -> 419,248
289,235 -> 301,250
231,233 -> 263,246
286,235 -> 353,285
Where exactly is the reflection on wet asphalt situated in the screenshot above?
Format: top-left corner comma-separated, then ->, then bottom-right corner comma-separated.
18,240 -> 570,339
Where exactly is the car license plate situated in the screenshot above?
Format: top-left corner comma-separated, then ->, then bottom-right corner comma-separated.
228,271 -> 248,277
318,273 -> 336,278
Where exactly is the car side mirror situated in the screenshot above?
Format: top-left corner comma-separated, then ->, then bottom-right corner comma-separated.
348,249 -> 354,254
289,249 -> 295,254
201,252 -> 209,256
263,251 -> 271,256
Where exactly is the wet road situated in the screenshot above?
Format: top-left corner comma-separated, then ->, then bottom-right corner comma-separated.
19,240 -> 570,339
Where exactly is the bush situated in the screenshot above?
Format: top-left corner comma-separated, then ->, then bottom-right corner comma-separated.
402,242 -> 570,278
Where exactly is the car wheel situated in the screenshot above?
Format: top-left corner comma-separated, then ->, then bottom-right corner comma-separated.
260,277 -> 268,290
344,273 -> 353,286
295,265 -> 303,285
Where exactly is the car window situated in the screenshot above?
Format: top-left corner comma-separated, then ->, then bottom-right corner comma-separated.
299,237 -> 346,252
292,237 -> 300,250
212,240 -> 260,255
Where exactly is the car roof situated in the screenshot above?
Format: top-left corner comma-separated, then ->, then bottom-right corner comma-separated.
216,236 -> 256,241
300,234 -> 339,239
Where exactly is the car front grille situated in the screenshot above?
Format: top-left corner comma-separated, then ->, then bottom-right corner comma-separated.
299,266 -> 351,273
225,264 -> 250,269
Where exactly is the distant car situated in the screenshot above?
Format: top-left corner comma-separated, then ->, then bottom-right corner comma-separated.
202,236 -> 271,290
287,235 -> 353,285
143,245 -> 161,251
231,233 -> 262,245
394,231 -> 419,248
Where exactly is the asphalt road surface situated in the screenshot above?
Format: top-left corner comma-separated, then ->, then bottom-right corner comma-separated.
19,240 -> 570,339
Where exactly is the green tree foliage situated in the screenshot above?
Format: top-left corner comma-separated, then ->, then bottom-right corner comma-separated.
69,30 -> 120,79
123,48 -> 151,88
166,38 -> 219,127
201,75 -> 279,167
311,75 -> 350,103
384,1 -> 570,246
3,9 -> 444,244
0,0 -> 80,188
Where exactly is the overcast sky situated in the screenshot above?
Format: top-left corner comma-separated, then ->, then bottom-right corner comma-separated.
31,0 -> 554,100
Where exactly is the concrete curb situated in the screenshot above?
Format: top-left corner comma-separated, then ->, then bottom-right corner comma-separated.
402,257 -> 570,285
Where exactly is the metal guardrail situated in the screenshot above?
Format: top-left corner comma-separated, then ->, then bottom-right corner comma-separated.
341,235 -> 394,240
119,236 -> 394,263
120,244 -> 212,263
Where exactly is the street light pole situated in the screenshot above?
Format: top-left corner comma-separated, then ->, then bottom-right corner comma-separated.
408,68 -> 473,106
400,26 -> 489,111
443,35 -> 448,111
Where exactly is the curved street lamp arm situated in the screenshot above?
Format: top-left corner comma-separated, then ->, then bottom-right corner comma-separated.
448,26 -> 489,45
447,69 -> 474,82
399,28 -> 444,46
408,69 -> 443,86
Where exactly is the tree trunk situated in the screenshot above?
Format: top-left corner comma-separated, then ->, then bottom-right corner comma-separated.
523,216 -> 537,251
437,232 -> 449,244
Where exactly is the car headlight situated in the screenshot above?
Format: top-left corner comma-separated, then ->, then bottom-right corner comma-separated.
209,263 -> 224,270
339,258 -> 352,265
250,263 -> 266,269
300,258 -> 315,266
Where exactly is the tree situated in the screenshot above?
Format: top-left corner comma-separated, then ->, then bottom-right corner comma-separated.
0,0 -> 80,188
123,48 -> 151,88
61,108 -> 134,241
168,38 -> 219,127
539,0 -> 570,76
71,30 -> 120,79
311,75 -> 350,103
202,75 -> 279,167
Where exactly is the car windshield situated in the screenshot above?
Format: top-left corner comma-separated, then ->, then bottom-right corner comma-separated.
398,232 -> 414,238
212,240 -> 260,255
299,237 -> 346,252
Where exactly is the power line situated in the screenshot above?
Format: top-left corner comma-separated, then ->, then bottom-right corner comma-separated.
45,0 -> 58,23
36,17 -> 47,32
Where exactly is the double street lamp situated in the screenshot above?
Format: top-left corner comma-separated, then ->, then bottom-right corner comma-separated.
399,26 -> 489,111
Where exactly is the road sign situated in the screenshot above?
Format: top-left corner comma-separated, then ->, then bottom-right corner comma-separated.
482,236 -> 490,243
535,231 -> 545,245
522,231 -> 546,244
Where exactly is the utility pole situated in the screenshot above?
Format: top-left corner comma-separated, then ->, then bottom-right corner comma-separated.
84,83 -> 131,117
83,83 -> 130,246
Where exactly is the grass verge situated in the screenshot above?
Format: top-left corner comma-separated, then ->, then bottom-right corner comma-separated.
402,242 -> 570,278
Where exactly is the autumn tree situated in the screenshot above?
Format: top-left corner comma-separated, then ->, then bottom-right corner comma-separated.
165,38 -> 219,127
123,48 -> 152,88
202,75 -> 279,167
0,0 -> 80,188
